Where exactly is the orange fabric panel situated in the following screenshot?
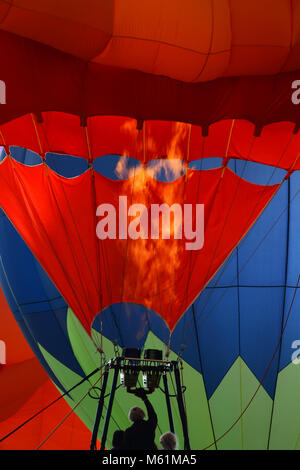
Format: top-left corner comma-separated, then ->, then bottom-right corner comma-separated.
227,0 -> 291,76
0,1 -> 299,81
95,0 -> 300,80
97,0 -> 297,81
0,0 -> 113,60
98,0 -> 231,82
13,0 -> 113,31
1,0 -> 300,82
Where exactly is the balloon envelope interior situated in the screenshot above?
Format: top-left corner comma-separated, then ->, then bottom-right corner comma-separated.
1,0 -> 300,450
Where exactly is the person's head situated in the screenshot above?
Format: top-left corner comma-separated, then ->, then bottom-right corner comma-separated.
128,406 -> 145,422
160,432 -> 178,450
112,429 -> 124,449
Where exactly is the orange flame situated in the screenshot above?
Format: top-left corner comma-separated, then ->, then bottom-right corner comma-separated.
116,121 -> 191,314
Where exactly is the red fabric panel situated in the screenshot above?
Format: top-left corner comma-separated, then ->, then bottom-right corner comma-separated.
0,358 -> 48,422
0,286 -> 93,450
1,113 -> 300,170
230,121 -> 300,170
0,159 -> 100,333
39,113 -> 88,157
0,158 -> 279,332
0,114 -> 42,155
0,378 -> 95,450
190,120 -> 300,170
0,287 -> 33,364
88,115 -> 140,160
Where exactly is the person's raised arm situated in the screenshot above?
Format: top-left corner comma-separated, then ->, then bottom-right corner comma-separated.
134,389 -> 157,429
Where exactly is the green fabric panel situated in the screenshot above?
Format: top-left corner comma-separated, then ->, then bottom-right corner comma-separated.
268,361 -> 300,450
141,331 -> 215,450
209,357 -> 272,449
67,307 -> 104,374
67,309 -> 137,448
35,312 -> 300,450
67,310 -> 166,448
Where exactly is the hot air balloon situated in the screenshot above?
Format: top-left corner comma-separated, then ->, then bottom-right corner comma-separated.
0,0 -> 300,450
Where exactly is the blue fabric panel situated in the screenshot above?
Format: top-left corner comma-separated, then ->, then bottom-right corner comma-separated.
93,303 -> 151,350
46,153 -> 88,177
189,157 -> 222,171
93,303 -> 169,351
206,250 -> 238,288
173,286 -> 239,398
93,304 -> 171,355
238,183 -> 288,286
9,146 -> 42,165
143,308 -> 171,346
146,159 -> 185,181
93,155 -> 141,180
239,286 -> 284,398
0,212 -> 86,385
230,159 -> 285,185
175,164 -> 290,398
279,287 -> 300,370
8,316 -> 69,394
170,306 -> 202,373
0,212 -> 64,315
279,171 -> 300,370
286,171 -> 300,286
22,307 -> 85,378
194,287 -> 239,398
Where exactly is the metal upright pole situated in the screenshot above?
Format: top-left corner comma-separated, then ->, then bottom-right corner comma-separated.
90,366 -> 109,450
100,362 -> 119,450
173,361 -> 190,450
162,372 -> 175,433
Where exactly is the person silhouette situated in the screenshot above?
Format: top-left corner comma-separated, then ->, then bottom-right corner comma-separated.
112,429 -> 125,450
122,388 -> 157,450
160,432 -> 178,450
